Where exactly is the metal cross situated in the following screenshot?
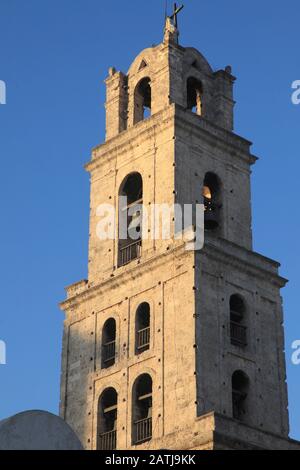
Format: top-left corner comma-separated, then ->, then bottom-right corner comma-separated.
170,3 -> 184,28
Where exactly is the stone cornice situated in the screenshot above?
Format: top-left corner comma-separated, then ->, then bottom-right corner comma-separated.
213,412 -> 300,450
85,104 -> 258,175
174,105 -> 258,166
60,236 -> 286,313
201,238 -> 288,288
60,242 -> 191,312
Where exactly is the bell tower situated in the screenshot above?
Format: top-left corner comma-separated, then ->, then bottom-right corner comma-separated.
59,12 -> 300,450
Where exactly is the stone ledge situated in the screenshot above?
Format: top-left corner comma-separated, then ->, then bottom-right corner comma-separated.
212,413 -> 300,450
65,280 -> 88,299
122,412 -> 300,450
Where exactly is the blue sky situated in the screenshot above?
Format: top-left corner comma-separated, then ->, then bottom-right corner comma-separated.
0,0 -> 299,440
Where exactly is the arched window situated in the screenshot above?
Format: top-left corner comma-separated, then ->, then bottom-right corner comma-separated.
134,77 -> 151,124
97,388 -> 117,450
132,374 -> 152,445
187,77 -> 203,115
230,295 -> 247,347
232,371 -> 249,421
101,318 -> 116,369
202,172 -> 221,230
135,303 -> 150,354
118,173 -> 143,267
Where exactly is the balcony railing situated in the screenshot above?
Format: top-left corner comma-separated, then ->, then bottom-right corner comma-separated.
133,417 -> 152,445
102,340 -> 116,364
119,240 -> 141,267
98,430 -> 116,450
137,327 -> 150,351
230,321 -> 247,347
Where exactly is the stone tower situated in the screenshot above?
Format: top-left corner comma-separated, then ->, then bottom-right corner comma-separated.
59,16 -> 300,450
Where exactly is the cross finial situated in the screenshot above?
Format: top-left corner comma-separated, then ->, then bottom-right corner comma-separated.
170,3 -> 184,29
164,2 -> 184,45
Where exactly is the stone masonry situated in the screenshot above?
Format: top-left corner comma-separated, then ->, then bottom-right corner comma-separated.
59,18 -> 300,450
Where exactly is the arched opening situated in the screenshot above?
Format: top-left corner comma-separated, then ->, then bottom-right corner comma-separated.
97,388 -> 117,450
187,77 -> 203,115
230,295 -> 247,347
118,172 -> 143,267
135,303 -> 150,354
132,374 -> 152,445
232,371 -> 249,421
202,172 -> 221,231
134,77 -> 151,123
101,318 -> 116,369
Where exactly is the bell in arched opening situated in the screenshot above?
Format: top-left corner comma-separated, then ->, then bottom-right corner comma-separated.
202,173 -> 221,230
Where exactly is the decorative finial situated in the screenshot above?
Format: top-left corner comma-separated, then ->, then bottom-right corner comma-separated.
164,3 -> 184,45
170,3 -> 184,29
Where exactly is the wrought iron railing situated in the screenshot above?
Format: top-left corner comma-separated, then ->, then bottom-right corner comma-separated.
133,417 -> 152,444
137,327 -> 150,351
98,430 -> 116,450
102,340 -> 116,364
119,240 -> 141,267
230,321 -> 247,347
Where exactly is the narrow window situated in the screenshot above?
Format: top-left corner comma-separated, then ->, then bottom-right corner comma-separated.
118,173 -> 143,267
135,303 -> 150,354
232,371 -> 249,421
101,318 -> 116,369
132,374 -> 152,445
134,77 -> 151,123
187,77 -> 203,115
97,388 -> 117,450
230,295 -> 247,347
202,172 -> 221,230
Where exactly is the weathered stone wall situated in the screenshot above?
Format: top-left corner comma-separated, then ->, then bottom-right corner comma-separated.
195,243 -> 289,437
86,107 -> 176,285
60,245 -> 196,450
59,32 -> 298,451
173,104 -> 289,437
174,106 -> 254,250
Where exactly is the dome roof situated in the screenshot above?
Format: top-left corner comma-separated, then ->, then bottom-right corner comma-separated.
127,46 -> 158,76
126,44 -> 213,77
0,410 -> 83,450
184,47 -> 213,75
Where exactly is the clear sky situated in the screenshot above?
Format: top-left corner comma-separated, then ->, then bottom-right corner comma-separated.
0,0 -> 299,440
